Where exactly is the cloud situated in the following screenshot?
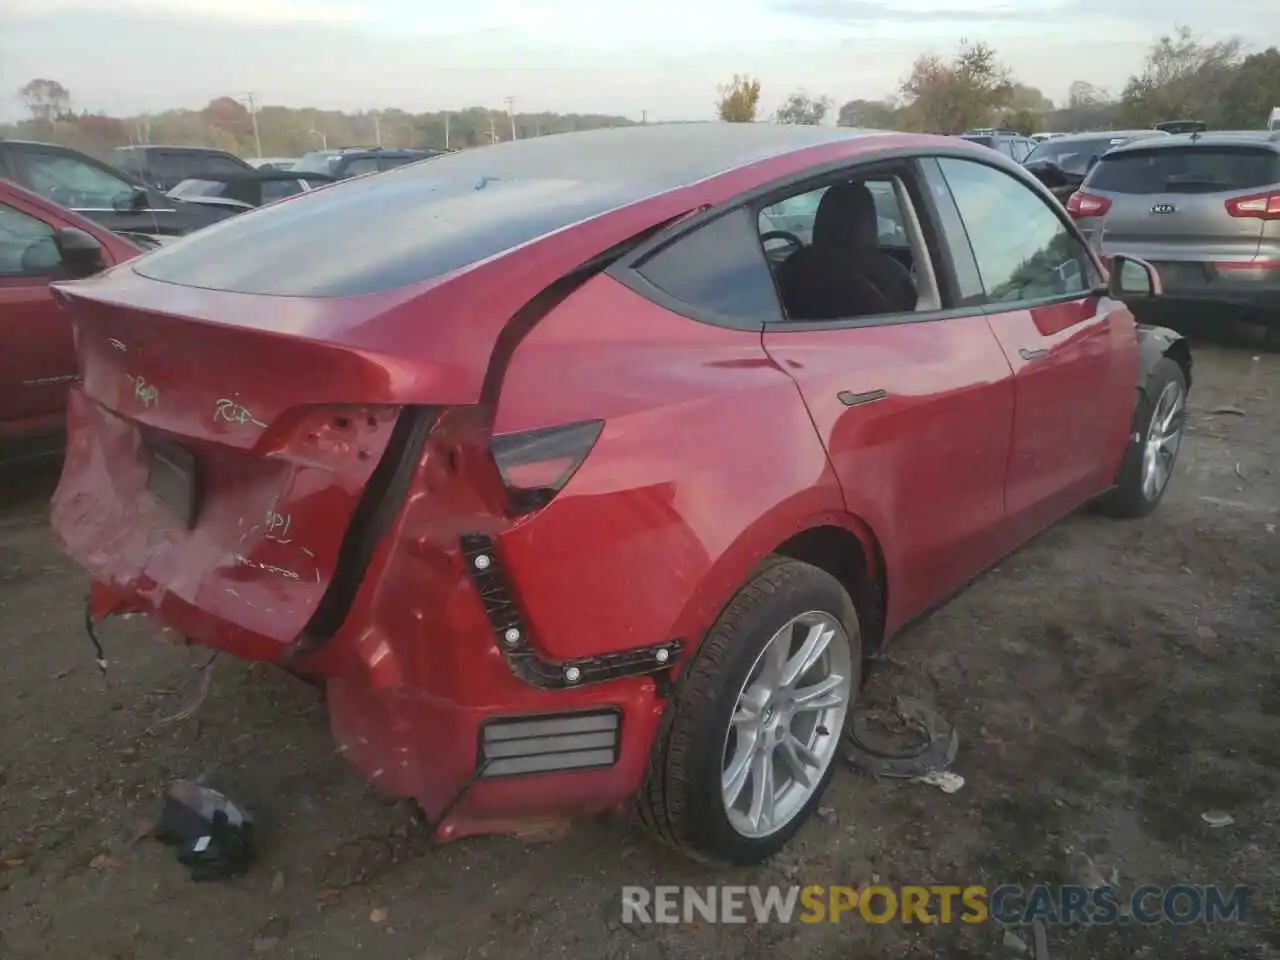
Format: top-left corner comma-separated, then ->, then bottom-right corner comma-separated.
7,0 -> 366,24
773,0 -> 1062,24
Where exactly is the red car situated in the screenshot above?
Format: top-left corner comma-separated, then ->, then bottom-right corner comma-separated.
0,179 -> 140,458
50,125 -> 1191,865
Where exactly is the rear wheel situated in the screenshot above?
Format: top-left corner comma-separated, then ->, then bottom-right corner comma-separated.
1097,356 -> 1187,519
638,557 -> 860,864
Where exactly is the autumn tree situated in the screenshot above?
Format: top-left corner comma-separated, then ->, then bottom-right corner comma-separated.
774,91 -> 832,125
1120,26 -> 1242,125
836,98 -> 898,128
717,75 -> 762,122
1217,47 -> 1280,129
897,41 -> 1014,134
19,78 -> 72,123
1005,109 -> 1042,136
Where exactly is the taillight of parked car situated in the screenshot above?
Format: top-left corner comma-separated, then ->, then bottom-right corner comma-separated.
1066,192 -> 1111,219
1224,191 -> 1280,220
490,420 -> 603,514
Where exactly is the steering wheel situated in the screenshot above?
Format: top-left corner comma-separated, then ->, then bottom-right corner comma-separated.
760,230 -> 803,251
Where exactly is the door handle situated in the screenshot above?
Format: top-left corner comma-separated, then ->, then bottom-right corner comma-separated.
1019,348 -> 1050,361
837,388 -> 887,407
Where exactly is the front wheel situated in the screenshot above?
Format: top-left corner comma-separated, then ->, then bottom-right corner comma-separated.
1097,356 -> 1187,518
637,557 -> 861,865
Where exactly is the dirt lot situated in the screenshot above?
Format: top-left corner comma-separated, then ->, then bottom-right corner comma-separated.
1,340 -> 1276,960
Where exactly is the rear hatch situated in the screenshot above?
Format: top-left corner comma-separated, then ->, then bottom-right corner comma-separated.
1081,142 -> 1280,286
51,162 -> 689,663
52,279 -> 428,661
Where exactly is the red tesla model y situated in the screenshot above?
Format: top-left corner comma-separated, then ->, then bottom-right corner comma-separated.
50,123 -> 1191,865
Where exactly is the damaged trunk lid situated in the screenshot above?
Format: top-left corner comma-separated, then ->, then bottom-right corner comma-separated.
53,281 -> 429,662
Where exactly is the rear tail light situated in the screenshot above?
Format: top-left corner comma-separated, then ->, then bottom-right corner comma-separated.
1224,191 -> 1280,220
490,419 -> 603,513
1066,191 -> 1111,219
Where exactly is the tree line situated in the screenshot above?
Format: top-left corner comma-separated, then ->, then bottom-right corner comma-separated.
721,26 -> 1280,135
3,82 -> 635,162
5,26 -> 1279,164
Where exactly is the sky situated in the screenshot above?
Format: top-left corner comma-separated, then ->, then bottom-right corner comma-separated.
3,0 -> 1278,122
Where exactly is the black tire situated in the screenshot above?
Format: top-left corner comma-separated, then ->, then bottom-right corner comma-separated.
637,556 -> 861,865
1097,356 -> 1187,519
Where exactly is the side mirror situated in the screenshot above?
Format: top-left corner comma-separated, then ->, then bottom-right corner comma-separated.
1107,253 -> 1161,301
53,227 -> 106,278
113,187 -> 150,213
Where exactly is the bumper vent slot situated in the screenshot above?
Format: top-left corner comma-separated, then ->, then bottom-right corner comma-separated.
479,709 -> 620,778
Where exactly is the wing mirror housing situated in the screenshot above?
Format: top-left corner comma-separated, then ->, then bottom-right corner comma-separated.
1107,253 -> 1162,301
53,227 -> 106,278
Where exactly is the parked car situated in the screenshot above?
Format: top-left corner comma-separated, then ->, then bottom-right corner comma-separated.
167,170 -> 336,213
1067,130 -> 1280,343
958,129 -> 1037,162
0,139 -> 238,238
1030,132 -> 1066,144
293,146 -> 444,179
1270,107 -> 1280,133
246,157 -> 299,171
1154,120 -> 1207,135
112,145 -> 256,191
1023,130 -> 1170,202
0,180 -> 141,459
51,124 -> 1191,865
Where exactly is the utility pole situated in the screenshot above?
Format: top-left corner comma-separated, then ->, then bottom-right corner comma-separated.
444,111 -> 450,150
374,111 -> 382,146
504,96 -> 516,140
641,109 -> 648,124
243,91 -> 262,158
489,114 -> 497,144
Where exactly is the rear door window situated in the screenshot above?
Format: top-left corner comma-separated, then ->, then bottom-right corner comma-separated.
1087,146 -> 1280,195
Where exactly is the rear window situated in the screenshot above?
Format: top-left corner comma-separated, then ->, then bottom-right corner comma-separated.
151,151 -> 247,179
295,152 -> 338,175
1086,146 -> 1280,195
1025,137 -> 1134,176
132,173 -> 639,297
961,136 -> 995,149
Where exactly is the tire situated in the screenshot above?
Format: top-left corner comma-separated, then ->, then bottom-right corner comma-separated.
1097,356 -> 1187,519
637,556 -> 861,865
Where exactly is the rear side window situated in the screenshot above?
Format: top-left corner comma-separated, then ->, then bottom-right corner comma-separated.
634,208 -> 782,323
1087,146 -> 1280,195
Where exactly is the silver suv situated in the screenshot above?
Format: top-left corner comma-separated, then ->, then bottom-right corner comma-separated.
1068,132 -> 1280,339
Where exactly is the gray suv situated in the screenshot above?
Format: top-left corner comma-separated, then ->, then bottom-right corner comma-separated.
1069,132 -> 1280,338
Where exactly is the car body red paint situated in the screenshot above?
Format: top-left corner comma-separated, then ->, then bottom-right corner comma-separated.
49,125 -> 1182,850
0,180 -> 139,447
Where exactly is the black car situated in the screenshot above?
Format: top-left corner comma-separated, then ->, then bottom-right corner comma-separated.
1022,130 -> 1170,202
167,169 -> 337,213
0,139 -> 238,238
293,147 -> 443,179
958,130 -> 1037,163
113,145 -> 256,191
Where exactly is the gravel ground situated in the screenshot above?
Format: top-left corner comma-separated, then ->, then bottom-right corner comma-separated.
0,340 -> 1276,960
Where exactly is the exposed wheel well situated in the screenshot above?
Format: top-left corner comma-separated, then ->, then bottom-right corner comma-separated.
774,525 -> 886,656
1164,338 -> 1192,390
